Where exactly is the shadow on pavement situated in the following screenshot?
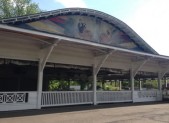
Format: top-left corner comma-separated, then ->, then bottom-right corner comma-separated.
0,101 -> 168,118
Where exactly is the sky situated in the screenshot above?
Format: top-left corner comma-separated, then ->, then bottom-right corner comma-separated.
32,0 -> 169,56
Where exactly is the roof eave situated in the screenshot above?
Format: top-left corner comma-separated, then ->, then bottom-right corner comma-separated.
0,24 -> 167,60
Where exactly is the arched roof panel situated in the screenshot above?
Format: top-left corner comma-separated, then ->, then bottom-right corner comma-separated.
0,8 -> 158,54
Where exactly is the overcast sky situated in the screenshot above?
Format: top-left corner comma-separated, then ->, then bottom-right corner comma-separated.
33,0 -> 169,56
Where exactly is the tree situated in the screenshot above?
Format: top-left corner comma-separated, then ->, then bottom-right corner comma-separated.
0,0 -> 41,18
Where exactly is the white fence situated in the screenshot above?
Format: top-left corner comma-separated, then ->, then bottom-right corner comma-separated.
133,90 -> 162,102
97,91 -> 132,103
0,92 -> 37,111
41,91 -> 93,107
0,90 -> 163,111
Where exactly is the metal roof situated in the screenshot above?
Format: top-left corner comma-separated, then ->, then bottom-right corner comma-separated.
0,8 -> 158,54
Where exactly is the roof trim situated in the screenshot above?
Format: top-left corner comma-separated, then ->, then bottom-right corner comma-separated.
0,24 -> 168,61
0,8 -> 158,54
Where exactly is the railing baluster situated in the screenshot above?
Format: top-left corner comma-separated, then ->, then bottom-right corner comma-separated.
96,91 -> 132,103
41,91 -> 93,107
137,90 -> 158,99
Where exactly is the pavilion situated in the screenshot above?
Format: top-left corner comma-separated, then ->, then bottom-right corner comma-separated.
0,8 -> 169,111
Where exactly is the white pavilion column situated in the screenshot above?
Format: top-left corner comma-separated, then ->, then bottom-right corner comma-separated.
157,72 -> 163,101
93,65 -> 97,105
37,60 -> 43,109
165,77 -> 167,88
130,68 -> 135,102
36,40 -> 58,109
92,50 -> 114,105
158,72 -> 162,91
131,58 -> 150,102
119,80 -> 122,91
139,80 -> 142,91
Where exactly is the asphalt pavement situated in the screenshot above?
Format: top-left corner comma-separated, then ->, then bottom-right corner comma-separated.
0,102 -> 169,123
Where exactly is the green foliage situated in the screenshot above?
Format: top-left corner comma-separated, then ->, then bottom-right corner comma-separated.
97,81 -> 121,91
70,81 -> 78,86
142,79 -> 158,89
0,0 -> 41,18
48,80 -> 60,91
48,80 -> 70,91
48,79 -> 92,91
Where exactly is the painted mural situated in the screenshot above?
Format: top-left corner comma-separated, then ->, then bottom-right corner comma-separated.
17,15 -> 143,51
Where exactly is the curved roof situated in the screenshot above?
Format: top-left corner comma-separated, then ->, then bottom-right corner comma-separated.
0,8 -> 158,54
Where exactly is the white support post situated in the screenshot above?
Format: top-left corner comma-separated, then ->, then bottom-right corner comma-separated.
130,68 -> 135,102
131,58 -> 150,102
165,78 -> 168,88
157,65 -> 169,91
37,60 -> 43,109
158,72 -> 162,91
119,80 -> 122,91
139,80 -> 142,91
93,65 -> 97,105
36,40 -> 59,109
157,72 -> 163,101
92,50 -> 115,105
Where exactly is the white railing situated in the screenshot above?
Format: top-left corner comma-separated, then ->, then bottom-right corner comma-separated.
133,90 -> 162,102
96,91 -> 132,103
41,91 -> 93,107
137,90 -> 157,98
0,92 -> 28,104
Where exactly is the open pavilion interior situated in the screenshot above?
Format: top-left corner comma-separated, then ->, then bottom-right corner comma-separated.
0,58 -> 168,92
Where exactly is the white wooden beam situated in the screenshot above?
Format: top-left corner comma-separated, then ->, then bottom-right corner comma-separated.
159,65 -> 169,79
40,40 -> 60,71
133,57 -> 151,77
95,50 -> 116,75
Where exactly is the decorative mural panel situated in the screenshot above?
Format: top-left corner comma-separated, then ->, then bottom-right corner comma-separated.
17,15 -> 143,51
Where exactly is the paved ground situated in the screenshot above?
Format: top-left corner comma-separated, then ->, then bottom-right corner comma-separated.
0,102 -> 169,123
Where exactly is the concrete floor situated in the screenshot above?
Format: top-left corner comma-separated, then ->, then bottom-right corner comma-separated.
0,102 -> 169,123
